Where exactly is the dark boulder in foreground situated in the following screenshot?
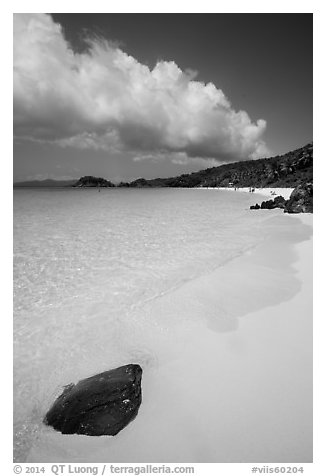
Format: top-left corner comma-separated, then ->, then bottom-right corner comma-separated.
284,183 -> 313,213
44,364 -> 142,436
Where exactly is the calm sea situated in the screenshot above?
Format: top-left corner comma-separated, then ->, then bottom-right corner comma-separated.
13,187 -> 270,461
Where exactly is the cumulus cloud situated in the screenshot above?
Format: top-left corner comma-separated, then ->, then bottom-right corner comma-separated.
14,13 -> 270,164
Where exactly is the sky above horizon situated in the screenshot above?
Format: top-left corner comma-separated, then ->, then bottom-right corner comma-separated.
13,13 -> 312,183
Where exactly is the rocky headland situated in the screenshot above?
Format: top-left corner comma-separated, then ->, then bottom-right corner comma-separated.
119,142 -> 313,213
118,142 -> 313,189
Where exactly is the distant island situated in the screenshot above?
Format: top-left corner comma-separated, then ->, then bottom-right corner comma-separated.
14,142 -> 312,191
72,176 -> 115,188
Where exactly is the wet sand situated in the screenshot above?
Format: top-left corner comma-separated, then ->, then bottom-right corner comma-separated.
28,212 -> 312,463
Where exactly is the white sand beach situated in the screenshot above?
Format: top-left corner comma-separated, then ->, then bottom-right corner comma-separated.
196,186 -> 295,200
28,211 -> 312,463
237,187 -> 294,200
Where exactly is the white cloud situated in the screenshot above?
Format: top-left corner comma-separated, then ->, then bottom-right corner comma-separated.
170,152 -> 222,168
14,13 -> 270,163
134,151 -> 222,169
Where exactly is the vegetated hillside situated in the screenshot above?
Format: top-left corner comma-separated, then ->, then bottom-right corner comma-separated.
14,179 -> 77,187
72,176 -> 115,187
119,142 -> 313,188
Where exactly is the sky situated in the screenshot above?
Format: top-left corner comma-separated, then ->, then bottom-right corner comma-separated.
13,13 -> 313,183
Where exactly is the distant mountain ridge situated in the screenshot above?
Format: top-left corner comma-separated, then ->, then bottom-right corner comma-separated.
14,178 -> 77,187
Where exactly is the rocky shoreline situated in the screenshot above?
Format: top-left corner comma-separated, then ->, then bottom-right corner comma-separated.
250,183 -> 313,213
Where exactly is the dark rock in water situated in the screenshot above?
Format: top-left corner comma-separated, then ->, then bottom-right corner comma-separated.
272,195 -> 287,209
284,183 -> 313,213
44,364 -> 142,436
260,199 -> 275,209
251,195 -> 288,211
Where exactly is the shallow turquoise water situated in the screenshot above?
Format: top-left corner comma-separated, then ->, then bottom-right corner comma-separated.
13,188 -> 273,461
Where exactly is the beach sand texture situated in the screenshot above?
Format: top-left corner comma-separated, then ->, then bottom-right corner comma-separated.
27,212 -> 312,463
197,187 -> 295,200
